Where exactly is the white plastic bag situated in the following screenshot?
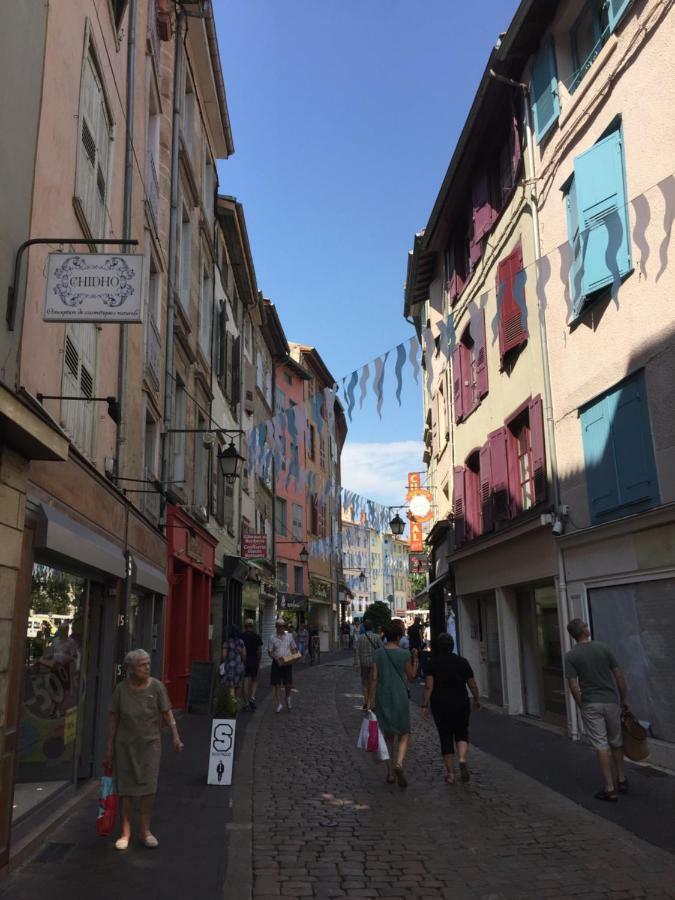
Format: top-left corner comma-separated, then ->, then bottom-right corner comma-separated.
356,712 -> 389,761
357,716 -> 371,750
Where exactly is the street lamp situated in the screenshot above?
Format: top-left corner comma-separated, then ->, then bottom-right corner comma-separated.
358,570 -> 366,586
299,545 -> 309,564
218,440 -> 244,484
389,513 -> 406,536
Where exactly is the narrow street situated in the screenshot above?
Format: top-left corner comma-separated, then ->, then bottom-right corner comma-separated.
4,656 -> 674,900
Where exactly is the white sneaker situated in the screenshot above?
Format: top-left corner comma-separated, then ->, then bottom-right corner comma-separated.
286,696 -> 292,710
276,703 -> 283,714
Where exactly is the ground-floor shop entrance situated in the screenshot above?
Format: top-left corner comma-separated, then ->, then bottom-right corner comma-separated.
517,583 -> 565,725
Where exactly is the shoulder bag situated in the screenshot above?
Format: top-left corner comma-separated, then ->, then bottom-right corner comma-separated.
382,647 -> 411,699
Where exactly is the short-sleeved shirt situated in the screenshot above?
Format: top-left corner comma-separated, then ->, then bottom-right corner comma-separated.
267,632 -> 297,661
564,641 -> 619,705
427,654 -> 474,702
241,630 -> 262,662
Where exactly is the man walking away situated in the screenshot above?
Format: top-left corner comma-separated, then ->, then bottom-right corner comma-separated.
241,619 -> 262,710
565,618 -> 629,802
268,618 -> 298,713
353,619 -> 383,710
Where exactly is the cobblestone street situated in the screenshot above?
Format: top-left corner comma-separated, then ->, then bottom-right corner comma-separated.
252,661 -> 675,900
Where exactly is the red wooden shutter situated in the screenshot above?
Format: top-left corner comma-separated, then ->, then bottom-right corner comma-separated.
460,342 -> 474,417
453,466 -> 466,547
496,241 -> 528,360
511,98 -> 522,182
472,172 -> 495,243
488,427 -> 510,520
479,442 -> 494,532
506,427 -> 522,518
452,345 -> 464,423
529,394 -> 546,504
475,308 -> 489,400
465,466 -> 481,540
447,238 -> 466,305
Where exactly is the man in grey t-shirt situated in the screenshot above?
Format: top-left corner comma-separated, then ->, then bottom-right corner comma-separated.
565,618 -> 628,802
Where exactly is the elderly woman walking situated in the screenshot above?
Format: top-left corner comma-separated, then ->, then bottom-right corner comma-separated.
421,633 -> 480,784
104,649 -> 183,851
367,621 -> 418,787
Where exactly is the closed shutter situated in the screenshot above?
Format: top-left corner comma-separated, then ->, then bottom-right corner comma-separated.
76,55 -> 100,234
232,336 -> 241,407
451,345 -> 464,423
61,324 -> 97,456
472,172 -> 494,243
488,427 -> 510,520
528,395 -> 546,504
574,129 -> 631,299
580,398 -> 619,520
607,374 -> 659,507
496,242 -> 528,360
530,37 -> 560,144
453,466 -> 466,548
608,0 -> 631,32
479,443 -> 494,533
474,308 -> 489,399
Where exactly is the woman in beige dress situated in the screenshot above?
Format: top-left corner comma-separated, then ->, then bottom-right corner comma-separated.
104,649 -> 183,851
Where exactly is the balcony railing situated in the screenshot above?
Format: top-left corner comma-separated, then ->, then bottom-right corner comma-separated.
143,468 -> 161,524
145,152 -> 160,235
144,314 -> 161,391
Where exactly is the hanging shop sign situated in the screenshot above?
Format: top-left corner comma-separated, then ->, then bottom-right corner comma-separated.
43,253 -> 144,323
410,521 -> 425,553
409,552 -> 430,575
207,718 -> 237,786
242,534 -> 268,560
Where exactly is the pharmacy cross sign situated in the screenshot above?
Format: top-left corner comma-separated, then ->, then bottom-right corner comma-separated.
44,252 -> 144,323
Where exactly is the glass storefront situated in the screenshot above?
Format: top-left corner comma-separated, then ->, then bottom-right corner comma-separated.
15,564 -> 87,821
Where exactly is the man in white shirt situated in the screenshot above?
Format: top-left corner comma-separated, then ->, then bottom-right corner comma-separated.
267,618 -> 298,713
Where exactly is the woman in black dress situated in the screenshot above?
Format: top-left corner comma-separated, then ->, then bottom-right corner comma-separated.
421,633 -> 480,784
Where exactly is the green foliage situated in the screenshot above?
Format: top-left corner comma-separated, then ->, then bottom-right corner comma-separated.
409,573 -> 427,599
30,565 -> 82,615
363,600 -> 391,631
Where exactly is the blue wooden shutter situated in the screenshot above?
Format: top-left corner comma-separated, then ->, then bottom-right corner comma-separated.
580,396 -> 619,520
607,373 -> 659,507
608,0 -> 631,32
574,128 -> 632,298
530,37 -> 560,143
564,178 -> 585,316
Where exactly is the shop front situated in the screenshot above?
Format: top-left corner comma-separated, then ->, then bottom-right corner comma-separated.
164,505 -> 216,709
309,577 -> 334,652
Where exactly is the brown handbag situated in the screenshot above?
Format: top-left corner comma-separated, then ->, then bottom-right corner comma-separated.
621,709 -> 650,762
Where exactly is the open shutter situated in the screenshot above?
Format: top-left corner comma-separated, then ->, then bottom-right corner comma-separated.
565,178 -> 585,316
95,96 -> 110,239
451,345 -> 464,423
446,239 -> 466,304
488,427 -> 510,520
76,55 -> 100,233
453,466 -> 466,547
496,242 -> 527,360
607,374 -> 659,507
580,397 -> 619,521
574,129 -> 631,298
479,443 -> 494,533
528,395 -> 546,504
511,98 -> 522,182
472,172 -> 495,243
474,308 -> 489,399
608,0 -> 631,32
232,336 -> 241,407
530,37 -> 560,144
460,343 -> 474,417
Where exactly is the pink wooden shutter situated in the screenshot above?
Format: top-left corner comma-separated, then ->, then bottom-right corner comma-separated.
453,466 -> 466,547
529,394 -> 546,504
511,99 -> 522,183
496,242 -> 527,361
472,172 -> 494,243
479,442 -> 494,532
447,238 -> 466,305
475,308 -> 489,399
506,427 -> 522,517
452,345 -> 464,423
460,343 -> 474,417
488,427 -> 510,520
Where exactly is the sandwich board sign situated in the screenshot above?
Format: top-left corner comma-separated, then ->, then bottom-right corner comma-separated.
44,252 -> 144,323
207,718 -> 236,786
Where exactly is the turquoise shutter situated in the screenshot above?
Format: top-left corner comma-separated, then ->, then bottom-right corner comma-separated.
564,178 -> 585,316
608,0 -> 631,32
530,37 -> 560,143
607,373 -> 659,507
580,397 -> 619,520
574,129 -> 631,298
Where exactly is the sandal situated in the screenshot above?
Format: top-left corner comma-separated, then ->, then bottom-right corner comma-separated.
594,789 -> 618,802
618,779 -> 629,795
114,837 -> 129,851
394,765 -> 408,789
445,773 -> 456,785
459,762 -> 470,783
139,832 -> 159,848
386,774 -> 396,784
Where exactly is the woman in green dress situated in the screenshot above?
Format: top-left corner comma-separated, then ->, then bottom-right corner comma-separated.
367,621 -> 418,787
104,649 -> 183,851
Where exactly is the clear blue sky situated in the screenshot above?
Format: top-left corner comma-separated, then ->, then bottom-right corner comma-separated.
214,0 -> 519,451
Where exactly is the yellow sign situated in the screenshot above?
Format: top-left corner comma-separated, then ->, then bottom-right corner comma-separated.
64,706 -> 77,744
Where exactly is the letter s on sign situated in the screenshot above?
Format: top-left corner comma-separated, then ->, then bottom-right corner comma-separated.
212,723 -> 233,753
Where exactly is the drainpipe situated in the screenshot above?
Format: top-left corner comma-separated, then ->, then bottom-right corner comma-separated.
160,9 -> 186,523
116,0 -> 138,480
490,70 -> 577,739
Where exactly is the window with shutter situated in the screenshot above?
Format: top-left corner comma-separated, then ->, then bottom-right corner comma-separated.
451,345 -> 464,423
608,0 -> 631,33
61,324 -> 97,456
465,453 -> 482,541
496,242 -> 528,361
453,466 -> 466,547
231,336 -> 241,408
564,127 -> 632,314
472,172 -> 495,244
474,309 -> 489,400
528,395 -> 546,505
479,443 -> 494,533
75,48 -> 112,240
580,371 -> 659,523
446,238 -> 467,305
530,37 -> 560,144
488,427 -> 510,521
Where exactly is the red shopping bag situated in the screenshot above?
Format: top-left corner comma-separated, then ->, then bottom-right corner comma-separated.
367,716 -> 379,752
96,764 -> 118,836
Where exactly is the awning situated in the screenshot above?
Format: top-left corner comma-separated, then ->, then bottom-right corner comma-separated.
35,503 -> 126,579
133,556 -> 168,595
414,572 -> 450,604
222,555 -> 250,584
